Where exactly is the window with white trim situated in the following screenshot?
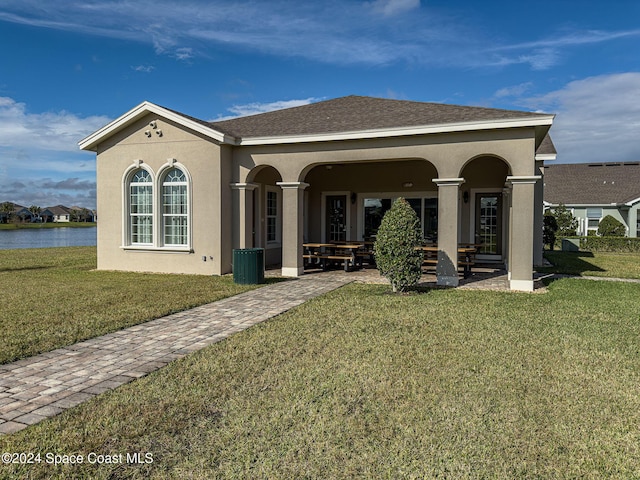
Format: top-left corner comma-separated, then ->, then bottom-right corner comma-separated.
129,169 -> 153,244
266,189 -> 279,243
162,168 -> 188,246
586,208 -> 602,230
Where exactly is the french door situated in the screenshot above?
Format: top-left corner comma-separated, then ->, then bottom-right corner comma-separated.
326,195 -> 347,242
475,193 -> 502,255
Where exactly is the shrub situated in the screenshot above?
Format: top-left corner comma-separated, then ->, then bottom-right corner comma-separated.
373,198 -> 424,292
551,204 -> 578,237
597,215 -> 626,237
543,213 -> 558,250
557,236 -> 640,252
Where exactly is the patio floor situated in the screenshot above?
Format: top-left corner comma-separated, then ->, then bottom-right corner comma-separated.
268,265 -> 550,292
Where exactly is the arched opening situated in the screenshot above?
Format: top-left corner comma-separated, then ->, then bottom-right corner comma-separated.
250,165 -> 283,268
302,159 -> 438,243
459,156 -> 511,261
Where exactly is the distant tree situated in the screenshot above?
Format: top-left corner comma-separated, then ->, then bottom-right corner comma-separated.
373,198 -> 424,293
0,202 -> 14,224
28,205 -> 41,222
598,215 -> 626,236
551,204 -> 578,237
543,212 -> 558,250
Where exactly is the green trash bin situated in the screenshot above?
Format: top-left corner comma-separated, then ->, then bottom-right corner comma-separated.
233,248 -> 265,284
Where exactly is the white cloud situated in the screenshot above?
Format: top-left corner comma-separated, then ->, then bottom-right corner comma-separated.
2,0 -> 632,70
0,97 -> 110,152
213,97 -> 324,120
369,0 -> 420,16
524,73 -> 640,163
132,64 -> 155,72
0,97 -> 106,208
494,82 -> 533,99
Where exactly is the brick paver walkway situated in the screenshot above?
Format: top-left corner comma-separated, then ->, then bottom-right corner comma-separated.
0,275 -> 351,435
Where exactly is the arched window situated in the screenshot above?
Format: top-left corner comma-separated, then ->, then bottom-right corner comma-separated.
129,169 -> 153,244
162,168 -> 188,246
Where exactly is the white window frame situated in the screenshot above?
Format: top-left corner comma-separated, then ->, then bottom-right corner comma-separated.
121,160 -> 192,252
160,166 -> 190,247
125,165 -> 154,247
265,185 -> 281,248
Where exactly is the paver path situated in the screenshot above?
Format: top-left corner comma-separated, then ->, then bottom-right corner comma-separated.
0,275 -> 351,435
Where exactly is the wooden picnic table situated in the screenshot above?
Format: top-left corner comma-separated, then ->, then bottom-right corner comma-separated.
418,245 -> 477,278
303,242 -> 364,271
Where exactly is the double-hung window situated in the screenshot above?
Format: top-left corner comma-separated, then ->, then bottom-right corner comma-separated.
266,190 -> 278,243
586,208 -> 602,230
162,168 -> 188,246
129,169 -> 153,244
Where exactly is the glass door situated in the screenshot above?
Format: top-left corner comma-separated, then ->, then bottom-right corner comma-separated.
475,193 -> 502,255
326,195 -> 347,242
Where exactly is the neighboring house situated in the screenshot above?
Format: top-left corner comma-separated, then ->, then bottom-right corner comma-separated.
0,203 -> 34,223
46,205 -> 72,223
39,208 -> 55,223
544,162 -> 640,236
79,95 -> 555,291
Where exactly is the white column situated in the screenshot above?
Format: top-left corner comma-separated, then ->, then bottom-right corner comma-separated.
230,183 -> 258,249
507,175 -> 541,291
277,182 -> 309,277
433,178 -> 464,287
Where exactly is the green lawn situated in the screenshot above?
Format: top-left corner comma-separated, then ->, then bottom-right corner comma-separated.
2,278 -> 640,478
543,250 -> 640,279
0,247 -> 259,364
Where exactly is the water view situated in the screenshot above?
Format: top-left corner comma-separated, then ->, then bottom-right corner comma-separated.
0,227 -> 97,250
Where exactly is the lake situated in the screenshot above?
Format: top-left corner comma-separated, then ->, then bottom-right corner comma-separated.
0,227 -> 97,250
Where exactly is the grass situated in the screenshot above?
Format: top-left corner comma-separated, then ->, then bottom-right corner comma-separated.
0,222 -> 96,230
542,250 -> 640,279
0,247 -> 261,364
2,278 -> 640,478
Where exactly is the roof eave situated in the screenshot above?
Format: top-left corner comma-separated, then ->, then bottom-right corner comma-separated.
238,115 -> 555,146
78,101 -> 235,152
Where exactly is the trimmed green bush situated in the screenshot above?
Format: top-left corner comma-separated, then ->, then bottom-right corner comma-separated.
597,215 -> 626,236
373,198 -> 424,292
557,236 -> 640,252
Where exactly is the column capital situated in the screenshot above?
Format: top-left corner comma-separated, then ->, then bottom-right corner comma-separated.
230,182 -> 259,191
276,181 -> 310,190
432,177 -> 465,187
506,175 -> 541,185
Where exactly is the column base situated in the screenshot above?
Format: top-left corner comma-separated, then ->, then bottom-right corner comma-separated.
510,279 -> 534,292
281,266 -> 304,277
436,275 -> 459,287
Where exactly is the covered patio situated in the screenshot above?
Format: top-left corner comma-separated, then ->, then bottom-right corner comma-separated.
232,118 -> 554,292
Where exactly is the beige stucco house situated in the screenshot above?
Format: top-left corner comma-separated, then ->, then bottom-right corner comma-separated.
79,96 -> 555,291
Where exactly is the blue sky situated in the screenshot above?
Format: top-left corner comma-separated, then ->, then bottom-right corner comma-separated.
1,0 -> 639,209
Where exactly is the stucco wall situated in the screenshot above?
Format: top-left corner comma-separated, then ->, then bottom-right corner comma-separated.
96,113 -> 226,275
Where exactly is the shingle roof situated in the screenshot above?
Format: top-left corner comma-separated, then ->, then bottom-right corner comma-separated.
209,95 -> 552,139
544,162 -> 640,205
537,134 -> 556,155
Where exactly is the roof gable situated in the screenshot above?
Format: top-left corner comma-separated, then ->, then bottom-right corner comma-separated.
78,101 -> 233,152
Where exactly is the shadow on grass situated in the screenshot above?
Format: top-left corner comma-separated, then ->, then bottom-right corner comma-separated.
542,250 -> 606,276
0,265 -> 54,273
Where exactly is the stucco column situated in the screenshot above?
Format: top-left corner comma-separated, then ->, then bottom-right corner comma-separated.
433,178 -> 464,287
230,183 -> 258,249
507,175 -> 541,291
533,161 -> 544,267
277,181 -> 309,277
